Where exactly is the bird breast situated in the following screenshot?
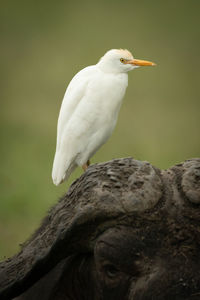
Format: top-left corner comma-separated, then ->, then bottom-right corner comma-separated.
86,71 -> 128,123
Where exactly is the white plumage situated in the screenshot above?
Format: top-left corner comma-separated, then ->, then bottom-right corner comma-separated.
52,49 -> 155,185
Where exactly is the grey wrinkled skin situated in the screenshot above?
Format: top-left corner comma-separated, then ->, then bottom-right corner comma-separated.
0,158 -> 200,300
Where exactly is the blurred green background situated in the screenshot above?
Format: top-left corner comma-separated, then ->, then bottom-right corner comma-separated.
0,0 -> 200,259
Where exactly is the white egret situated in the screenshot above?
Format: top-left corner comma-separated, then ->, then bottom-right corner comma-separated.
52,49 -> 155,185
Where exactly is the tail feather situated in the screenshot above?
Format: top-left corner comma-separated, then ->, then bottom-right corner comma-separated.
52,151 -> 77,185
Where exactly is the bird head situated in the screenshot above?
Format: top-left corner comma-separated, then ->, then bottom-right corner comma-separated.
98,49 -> 156,74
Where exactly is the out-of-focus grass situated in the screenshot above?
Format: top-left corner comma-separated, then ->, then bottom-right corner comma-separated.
0,0 -> 200,259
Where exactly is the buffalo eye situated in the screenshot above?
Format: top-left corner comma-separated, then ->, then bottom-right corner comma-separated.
104,264 -> 119,278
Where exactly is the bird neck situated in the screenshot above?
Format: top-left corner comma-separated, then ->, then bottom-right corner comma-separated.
97,61 -> 124,74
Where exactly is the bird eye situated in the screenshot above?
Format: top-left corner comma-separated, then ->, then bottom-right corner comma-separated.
120,58 -> 125,63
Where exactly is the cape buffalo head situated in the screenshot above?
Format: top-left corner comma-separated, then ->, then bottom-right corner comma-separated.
0,158 -> 200,300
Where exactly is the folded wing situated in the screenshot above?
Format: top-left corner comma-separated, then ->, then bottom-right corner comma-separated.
52,66 -> 95,185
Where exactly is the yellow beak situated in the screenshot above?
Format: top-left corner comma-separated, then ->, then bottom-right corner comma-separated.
128,59 -> 156,66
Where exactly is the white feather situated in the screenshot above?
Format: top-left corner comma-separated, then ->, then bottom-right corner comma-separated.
52,49 -> 155,185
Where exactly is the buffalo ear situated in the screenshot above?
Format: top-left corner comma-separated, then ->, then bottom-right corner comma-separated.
0,158 -> 163,300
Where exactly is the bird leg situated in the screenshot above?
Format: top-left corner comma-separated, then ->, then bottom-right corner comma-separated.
82,160 -> 90,172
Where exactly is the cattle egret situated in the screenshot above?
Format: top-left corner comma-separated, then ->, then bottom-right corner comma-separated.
52,49 -> 156,185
